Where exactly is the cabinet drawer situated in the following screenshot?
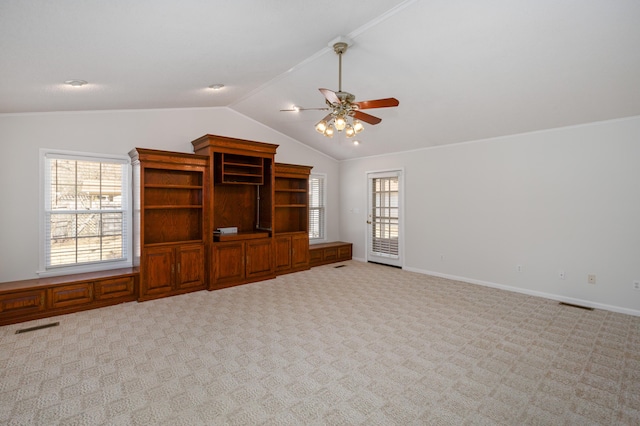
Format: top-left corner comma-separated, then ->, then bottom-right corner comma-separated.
338,246 -> 352,260
323,248 -> 337,261
0,289 -> 46,316
309,249 -> 323,264
94,276 -> 135,300
49,284 -> 93,309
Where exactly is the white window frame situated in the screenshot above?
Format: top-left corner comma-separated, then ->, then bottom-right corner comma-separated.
38,149 -> 132,277
309,173 -> 326,242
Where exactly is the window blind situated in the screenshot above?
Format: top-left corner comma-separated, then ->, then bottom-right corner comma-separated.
370,176 -> 399,257
44,154 -> 129,269
308,175 -> 325,240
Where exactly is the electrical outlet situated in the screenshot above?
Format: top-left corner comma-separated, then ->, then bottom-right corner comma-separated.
517,264 -> 523,273
440,255 -> 445,261
559,271 -> 565,280
588,274 -> 596,285
633,280 -> 640,291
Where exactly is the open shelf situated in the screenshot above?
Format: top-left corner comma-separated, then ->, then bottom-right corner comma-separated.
144,208 -> 203,245
144,189 -> 202,205
145,240 -> 203,247
145,184 -> 202,189
138,162 -> 205,246
214,231 -> 269,242
145,168 -> 203,186
273,163 -> 312,236
216,153 -> 264,184
145,205 -> 203,209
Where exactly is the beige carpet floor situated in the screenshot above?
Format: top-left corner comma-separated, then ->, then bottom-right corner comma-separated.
1,260 -> 639,425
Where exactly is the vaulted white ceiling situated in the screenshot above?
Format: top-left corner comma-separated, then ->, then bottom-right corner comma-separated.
2,0 -> 639,160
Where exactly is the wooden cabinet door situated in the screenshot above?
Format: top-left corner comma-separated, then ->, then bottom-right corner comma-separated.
246,239 -> 273,279
338,245 -> 352,261
94,276 -> 135,300
143,246 -> 175,296
274,236 -> 292,272
309,247 -> 323,266
176,244 -> 205,289
291,234 -> 309,269
213,242 -> 245,285
324,247 -> 338,262
0,290 -> 46,320
49,283 -> 93,309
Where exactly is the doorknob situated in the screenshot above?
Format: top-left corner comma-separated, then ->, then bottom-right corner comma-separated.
366,221 -> 371,224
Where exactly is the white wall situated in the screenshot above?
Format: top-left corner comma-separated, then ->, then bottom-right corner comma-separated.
340,116 -> 640,315
0,107 -> 339,282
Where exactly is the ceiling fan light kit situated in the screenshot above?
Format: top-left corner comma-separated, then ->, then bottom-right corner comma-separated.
285,37 -> 399,141
64,79 -> 88,87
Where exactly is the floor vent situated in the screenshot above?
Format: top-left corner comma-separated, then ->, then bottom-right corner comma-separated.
559,302 -> 594,311
15,322 -> 60,334
334,264 -> 347,268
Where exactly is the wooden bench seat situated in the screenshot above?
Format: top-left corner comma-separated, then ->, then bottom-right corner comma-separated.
0,268 -> 139,326
309,242 -> 352,267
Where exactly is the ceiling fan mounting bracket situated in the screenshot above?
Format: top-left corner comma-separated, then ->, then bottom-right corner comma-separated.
333,42 -> 348,56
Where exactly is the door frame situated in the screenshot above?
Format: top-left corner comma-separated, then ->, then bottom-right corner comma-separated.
365,168 -> 405,268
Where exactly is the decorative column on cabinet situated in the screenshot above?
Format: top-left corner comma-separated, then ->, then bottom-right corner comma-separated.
274,163 -> 313,275
129,148 -> 208,301
191,134 -> 278,290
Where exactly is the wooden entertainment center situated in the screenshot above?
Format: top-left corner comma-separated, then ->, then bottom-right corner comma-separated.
1,134 -> 352,325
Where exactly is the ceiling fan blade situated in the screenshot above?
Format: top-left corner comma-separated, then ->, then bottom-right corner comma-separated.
280,107 -> 329,112
302,107 -> 330,111
353,110 -> 382,125
354,98 -> 399,110
319,88 -> 341,105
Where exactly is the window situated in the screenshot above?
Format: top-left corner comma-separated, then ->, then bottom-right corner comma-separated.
309,174 -> 326,241
40,150 -> 131,275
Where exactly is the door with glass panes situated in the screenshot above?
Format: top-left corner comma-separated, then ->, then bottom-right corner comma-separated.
366,170 -> 402,267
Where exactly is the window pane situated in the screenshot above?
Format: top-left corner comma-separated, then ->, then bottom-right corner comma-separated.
76,236 -> 103,263
50,159 -> 77,210
102,235 -> 123,260
49,213 -> 77,266
102,212 -> 123,236
77,213 -> 100,237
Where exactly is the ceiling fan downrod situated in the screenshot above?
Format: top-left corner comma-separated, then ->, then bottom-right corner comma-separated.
333,42 -> 348,93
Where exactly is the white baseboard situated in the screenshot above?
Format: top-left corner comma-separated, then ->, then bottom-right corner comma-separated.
402,266 -> 640,317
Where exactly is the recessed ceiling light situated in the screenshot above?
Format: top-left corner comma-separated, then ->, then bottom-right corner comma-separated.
208,84 -> 225,90
353,140 -> 360,146
64,80 -> 88,87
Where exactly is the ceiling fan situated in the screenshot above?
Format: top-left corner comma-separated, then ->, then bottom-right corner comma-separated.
281,40 -> 399,138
